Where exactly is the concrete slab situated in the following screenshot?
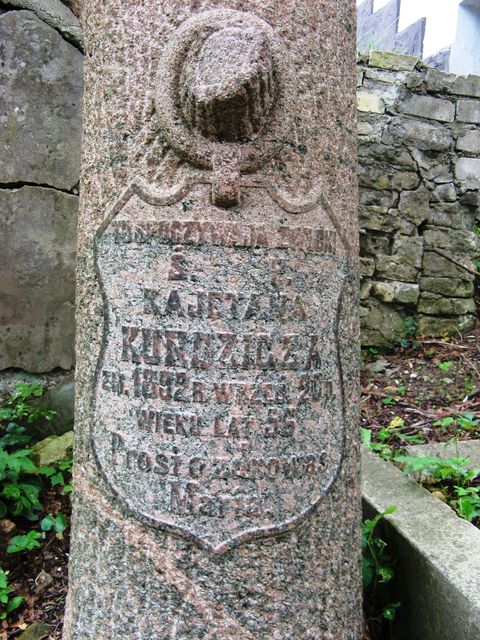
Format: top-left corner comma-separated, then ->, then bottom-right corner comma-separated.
362,446 -> 480,640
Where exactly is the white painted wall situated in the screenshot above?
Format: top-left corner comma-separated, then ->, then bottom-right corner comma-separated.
450,0 -> 480,74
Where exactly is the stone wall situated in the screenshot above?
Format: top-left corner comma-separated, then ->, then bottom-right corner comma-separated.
0,1 -> 82,397
358,50 -> 480,346
0,2 -> 479,392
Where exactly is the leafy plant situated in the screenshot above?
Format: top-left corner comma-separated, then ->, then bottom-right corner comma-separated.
7,530 -> 42,554
41,512 -> 67,537
400,316 -> 418,349
395,454 -> 479,487
363,505 -> 400,632
438,361 -> 454,373
0,568 -> 23,620
457,412 -> 479,431
0,448 -> 42,520
455,486 -> 480,523
432,416 -> 456,430
0,384 -> 54,445
40,459 -> 73,494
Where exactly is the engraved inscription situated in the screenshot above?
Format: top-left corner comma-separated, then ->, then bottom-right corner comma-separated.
93,187 -> 347,553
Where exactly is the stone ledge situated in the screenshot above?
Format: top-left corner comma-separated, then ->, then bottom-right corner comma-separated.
366,50 -> 419,72
362,446 -> 480,640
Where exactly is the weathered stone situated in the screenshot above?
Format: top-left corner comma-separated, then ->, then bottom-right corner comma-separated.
6,0 -> 83,48
360,233 -> 390,256
0,187 -> 77,372
360,280 -> 372,300
40,374 -> 75,436
31,431 -> 73,467
432,183 -> 456,203
398,187 -> 430,224
62,0 -> 82,18
419,277 -> 474,298
418,293 -> 476,316
18,622 -> 51,640
360,257 -> 376,276
424,47 -> 451,72
452,75 -> 480,99
364,67 -> 398,84
456,129 -> 480,154
391,171 -> 420,190
358,121 -> 374,135
400,94 -> 455,123
422,250 -> 475,280
65,3 -> 361,638
388,118 -> 453,151
423,227 -> 479,254
460,191 -> 480,208
359,206 -> 398,233
357,90 -> 384,113
375,236 -> 423,282
424,68 -> 458,94
417,314 -> 475,337
359,188 -> 396,209
427,164 -> 453,184
371,280 -> 419,305
455,157 -> 480,189
368,50 -> 418,72
427,202 -> 476,230
457,99 -> 480,124
361,301 -> 406,346
0,11 -> 83,190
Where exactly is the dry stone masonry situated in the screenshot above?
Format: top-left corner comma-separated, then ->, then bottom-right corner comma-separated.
64,2 -> 361,638
358,51 -> 480,346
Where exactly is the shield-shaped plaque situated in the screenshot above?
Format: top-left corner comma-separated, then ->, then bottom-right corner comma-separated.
92,181 -> 347,554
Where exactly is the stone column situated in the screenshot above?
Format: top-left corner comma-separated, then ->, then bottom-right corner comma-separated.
64,2 -> 360,638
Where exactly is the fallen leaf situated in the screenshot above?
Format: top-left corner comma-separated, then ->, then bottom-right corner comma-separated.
34,570 -> 53,594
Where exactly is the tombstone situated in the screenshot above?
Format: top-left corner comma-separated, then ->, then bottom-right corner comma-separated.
64,2 -> 361,638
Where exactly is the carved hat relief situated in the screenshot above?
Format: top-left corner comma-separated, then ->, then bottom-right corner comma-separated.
155,9 -> 289,185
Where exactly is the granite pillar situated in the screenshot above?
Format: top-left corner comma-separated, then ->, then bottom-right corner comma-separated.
64,2 -> 360,638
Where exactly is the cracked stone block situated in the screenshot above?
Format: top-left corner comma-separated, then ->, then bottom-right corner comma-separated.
371,280 -> 419,305
0,186 -> 77,371
400,94 -> 455,123
418,293 -> 476,316
423,227 -> 479,254
457,99 -> 480,124
455,157 -> 480,190
387,118 -> 453,152
375,236 -> 423,282
431,183 -> 456,203
419,277 -> 474,298
357,90 -> 384,113
398,187 -> 430,224
417,314 -> 475,337
456,129 -> 480,155
361,300 -> 406,346
422,250 -> 475,280
0,10 -> 83,190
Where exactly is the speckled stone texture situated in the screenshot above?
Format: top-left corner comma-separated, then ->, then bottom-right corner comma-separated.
64,2 -> 360,638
